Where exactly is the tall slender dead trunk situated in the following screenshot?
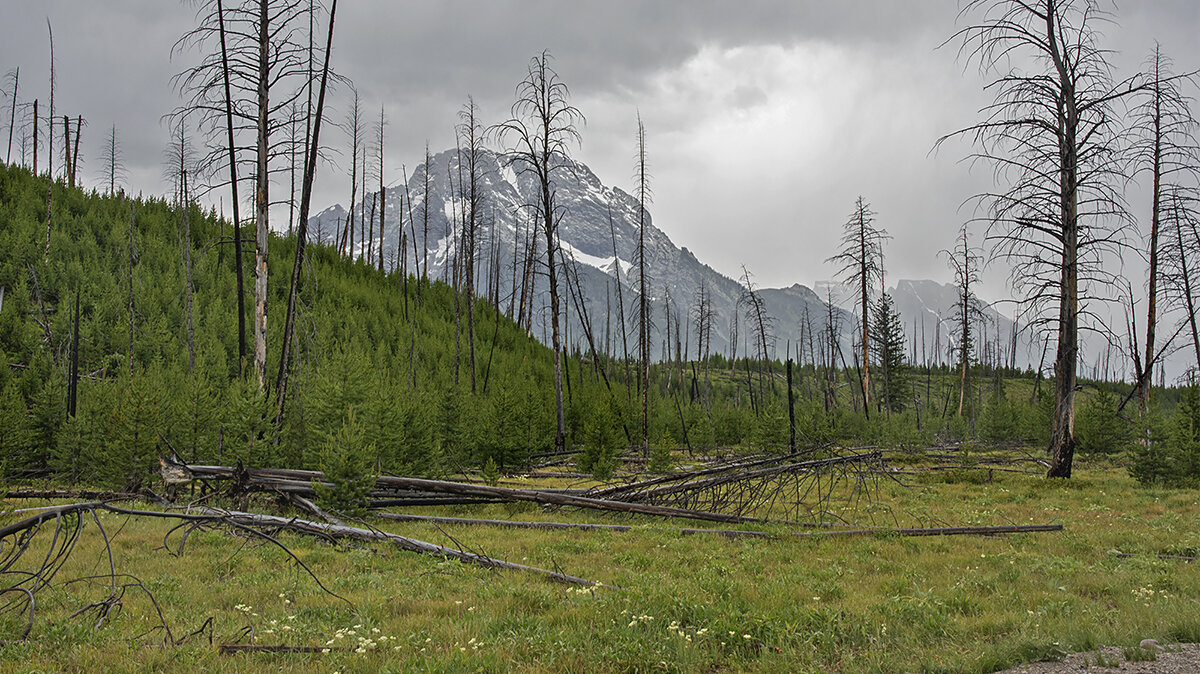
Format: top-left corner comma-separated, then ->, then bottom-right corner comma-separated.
636,116 -> 649,452
44,19 -> 54,263
5,67 -> 15,164
276,0 -> 336,422
1045,6 -> 1080,478
127,202 -> 135,376
62,115 -> 72,188
32,98 -> 38,175
378,105 -> 385,273
71,115 -> 81,187
252,0 -> 270,392
216,0 -> 246,368
183,168 -> 195,374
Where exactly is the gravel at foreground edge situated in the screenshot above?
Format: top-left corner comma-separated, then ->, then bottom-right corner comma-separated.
995,644 -> 1200,674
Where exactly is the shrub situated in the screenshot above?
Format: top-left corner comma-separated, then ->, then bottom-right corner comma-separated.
1076,387 -> 1128,455
578,399 -> 620,480
314,409 -> 377,515
649,429 -> 674,473
1129,386 -> 1200,487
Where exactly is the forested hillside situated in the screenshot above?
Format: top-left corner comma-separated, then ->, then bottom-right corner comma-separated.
2,159 -> 1197,492
0,162 -> 584,487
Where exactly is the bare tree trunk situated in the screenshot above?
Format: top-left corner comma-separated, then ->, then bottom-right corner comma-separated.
127,202 -> 135,376
637,116 -> 650,453
1175,198 -> 1200,377
276,0 -> 336,422
252,0 -> 270,392
857,211 -> 870,418
62,115 -> 71,188
1046,7 -> 1080,479
44,20 -> 54,264
32,98 -> 38,175
378,105 -> 385,273
68,292 -> 79,419
71,115 -> 81,187
5,67 -> 15,164
422,144 -> 431,286
786,358 -> 796,451
183,168 -> 195,373
216,0 -> 246,368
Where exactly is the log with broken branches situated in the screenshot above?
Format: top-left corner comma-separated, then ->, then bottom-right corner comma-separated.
170,460 -> 775,525
0,500 -> 605,642
611,452 -> 881,503
193,507 -> 605,587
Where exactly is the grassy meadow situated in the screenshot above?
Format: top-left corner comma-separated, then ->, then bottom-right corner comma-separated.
1,457 -> 1198,673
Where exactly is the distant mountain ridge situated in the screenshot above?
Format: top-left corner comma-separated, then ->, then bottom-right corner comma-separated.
309,148 -> 1034,370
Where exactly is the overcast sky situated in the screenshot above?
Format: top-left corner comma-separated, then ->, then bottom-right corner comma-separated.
2,1 -> 1197,299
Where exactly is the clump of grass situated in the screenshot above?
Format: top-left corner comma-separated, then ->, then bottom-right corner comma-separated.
1123,645 -> 1160,662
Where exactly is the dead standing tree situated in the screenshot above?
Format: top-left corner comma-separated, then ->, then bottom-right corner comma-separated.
943,0 -> 1140,477
458,97 -> 484,393
276,0 -> 337,423
740,266 -> 775,401
174,0 -> 317,391
634,114 -> 651,451
1164,192 -> 1200,376
1126,47 -> 1199,414
338,87 -> 362,257
43,19 -> 55,263
827,196 -> 887,420
492,50 -> 584,452
4,67 -> 16,164
97,124 -> 126,196
940,227 -> 985,417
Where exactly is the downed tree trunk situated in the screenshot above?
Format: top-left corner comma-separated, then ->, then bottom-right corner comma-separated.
377,512 -> 634,533
174,461 -> 771,525
679,523 -> 1063,539
219,644 -> 351,654
616,452 -> 881,503
588,452 -> 789,499
374,513 -> 1061,540
1,489 -> 142,502
198,507 -> 605,587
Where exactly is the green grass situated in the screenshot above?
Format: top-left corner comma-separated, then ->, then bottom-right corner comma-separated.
2,459 -> 1199,673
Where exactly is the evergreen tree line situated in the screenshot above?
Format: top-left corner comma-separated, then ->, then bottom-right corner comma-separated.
1,162 -> 1197,490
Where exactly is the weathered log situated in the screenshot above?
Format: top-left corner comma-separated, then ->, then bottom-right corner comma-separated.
1,489 -> 141,502
198,507 -> 605,586
177,462 -> 771,525
617,451 -> 882,503
376,512 -> 633,533
588,451 -> 796,499
220,644 -> 350,654
374,513 -> 1061,541
678,523 -> 1063,539
1114,552 -> 1197,562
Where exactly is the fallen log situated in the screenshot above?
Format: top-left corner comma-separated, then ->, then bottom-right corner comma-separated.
678,523 -> 1063,539
616,451 -> 882,504
376,512 -> 634,533
1,489 -> 141,502
195,507 -> 606,587
175,462 -> 772,525
219,644 -> 350,654
588,451 -> 802,499
1114,552 -> 1197,562
374,513 -> 1060,541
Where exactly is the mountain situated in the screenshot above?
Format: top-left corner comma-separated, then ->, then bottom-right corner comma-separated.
309,148 -> 1033,370
887,279 -> 1035,370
